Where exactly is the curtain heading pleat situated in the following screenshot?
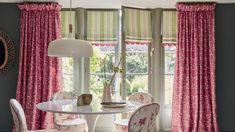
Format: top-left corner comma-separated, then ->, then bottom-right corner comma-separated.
87,10 -> 119,46
60,11 -> 76,38
162,10 -> 177,46
124,8 -> 152,45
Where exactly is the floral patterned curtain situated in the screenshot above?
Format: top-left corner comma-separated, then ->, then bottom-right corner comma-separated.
172,3 -> 219,132
16,3 -> 61,130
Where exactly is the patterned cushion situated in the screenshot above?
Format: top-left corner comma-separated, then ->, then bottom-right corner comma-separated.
56,118 -> 87,126
10,99 -> 28,132
128,92 -> 153,105
55,122 -> 88,132
10,99 -> 60,132
29,129 -> 58,132
113,92 -> 154,132
128,103 -> 160,132
113,119 -> 128,132
114,103 -> 160,132
127,92 -> 154,118
52,91 -> 88,132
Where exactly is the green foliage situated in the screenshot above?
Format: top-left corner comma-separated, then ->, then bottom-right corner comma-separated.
90,47 -> 103,73
126,53 -> 148,73
125,79 -> 132,96
131,76 -> 148,93
90,48 -> 149,99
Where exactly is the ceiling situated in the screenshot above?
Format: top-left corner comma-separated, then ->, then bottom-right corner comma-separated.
1,0 -> 235,8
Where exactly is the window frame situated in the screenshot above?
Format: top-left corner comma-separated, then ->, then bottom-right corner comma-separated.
160,8 -> 177,132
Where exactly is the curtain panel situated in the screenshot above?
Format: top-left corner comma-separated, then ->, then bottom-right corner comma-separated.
172,3 -> 219,132
124,7 -> 152,45
86,10 -> 119,46
16,3 -> 61,130
60,10 -> 76,38
162,10 -> 177,46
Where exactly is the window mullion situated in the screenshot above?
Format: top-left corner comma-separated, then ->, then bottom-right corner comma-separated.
148,45 -> 152,93
73,58 -> 80,93
84,58 -> 90,93
121,7 -> 126,100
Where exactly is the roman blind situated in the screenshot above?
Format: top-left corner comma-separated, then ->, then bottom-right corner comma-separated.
60,10 -> 76,38
87,10 -> 119,46
124,7 -> 152,45
162,10 -> 177,46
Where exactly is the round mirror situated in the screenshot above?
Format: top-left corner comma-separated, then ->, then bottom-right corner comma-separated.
0,31 -> 15,74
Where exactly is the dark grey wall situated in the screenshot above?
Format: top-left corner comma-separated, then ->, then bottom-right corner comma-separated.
0,2 -> 235,132
0,3 -> 20,132
216,4 -> 235,132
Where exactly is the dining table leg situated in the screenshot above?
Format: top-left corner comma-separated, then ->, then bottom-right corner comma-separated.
84,115 -> 100,132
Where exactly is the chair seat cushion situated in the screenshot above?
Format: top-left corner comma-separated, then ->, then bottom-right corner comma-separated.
113,119 -> 129,132
56,118 -> 87,126
114,119 -> 129,126
29,129 -> 58,132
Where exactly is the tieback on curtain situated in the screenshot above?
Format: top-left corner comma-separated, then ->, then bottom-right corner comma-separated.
18,3 -> 61,11
176,3 -> 216,11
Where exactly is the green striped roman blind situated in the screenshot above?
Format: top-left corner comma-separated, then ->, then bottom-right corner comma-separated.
162,10 -> 177,46
60,10 -> 76,38
87,10 -> 119,46
124,8 -> 152,45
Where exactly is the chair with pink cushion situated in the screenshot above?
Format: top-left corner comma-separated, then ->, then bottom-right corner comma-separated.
10,99 -> 57,132
114,103 -> 160,132
113,92 -> 154,132
52,91 -> 88,132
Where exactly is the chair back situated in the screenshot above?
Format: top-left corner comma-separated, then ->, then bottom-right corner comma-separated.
128,103 -> 160,132
128,92 -> 153,105
9,99 -> 28,132
52,91 -> 79,123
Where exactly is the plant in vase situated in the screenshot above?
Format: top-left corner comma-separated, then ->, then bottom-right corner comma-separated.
101,54 -> 124,103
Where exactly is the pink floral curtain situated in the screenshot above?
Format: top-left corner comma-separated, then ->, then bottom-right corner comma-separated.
172,3 -> 219,132
16,3 -> 61,130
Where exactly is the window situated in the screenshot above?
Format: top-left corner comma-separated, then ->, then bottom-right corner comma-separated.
123,8 -> 152,98
60,10 -> 76,92
61,58 -> 74,92
59,8 -> 176,131
164,46 -> 175,105
87,10 -> 120,101
162,10 -> 177,131
126,44 -> 149,97
90,46 -> 119,99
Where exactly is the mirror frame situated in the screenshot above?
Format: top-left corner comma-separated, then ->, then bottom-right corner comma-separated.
0,31 -> 15,74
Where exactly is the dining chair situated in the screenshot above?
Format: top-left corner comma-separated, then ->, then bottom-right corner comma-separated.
52,91 -> 88,132
113,92 -> 154,132
113,103 -> 160,132
9,99 -> 57,132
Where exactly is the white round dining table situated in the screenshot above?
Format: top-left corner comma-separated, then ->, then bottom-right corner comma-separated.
36,99 -> 141,132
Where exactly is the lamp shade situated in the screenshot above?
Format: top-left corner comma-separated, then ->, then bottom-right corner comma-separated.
48,39 -> 93,57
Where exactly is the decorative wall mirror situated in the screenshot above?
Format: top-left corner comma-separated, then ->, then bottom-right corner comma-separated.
0,31 -> 15,73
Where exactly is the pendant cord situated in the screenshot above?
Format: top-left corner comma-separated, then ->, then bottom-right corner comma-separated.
69,0 -> 72,34
70,0 -> 72,25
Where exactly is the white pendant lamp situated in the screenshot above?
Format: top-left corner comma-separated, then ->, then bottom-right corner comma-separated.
48,0 -> 93,57
48,39 -> 93,57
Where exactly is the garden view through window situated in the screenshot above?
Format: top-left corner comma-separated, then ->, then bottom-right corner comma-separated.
60,9 -> 176,131
89,44 -> 149,101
